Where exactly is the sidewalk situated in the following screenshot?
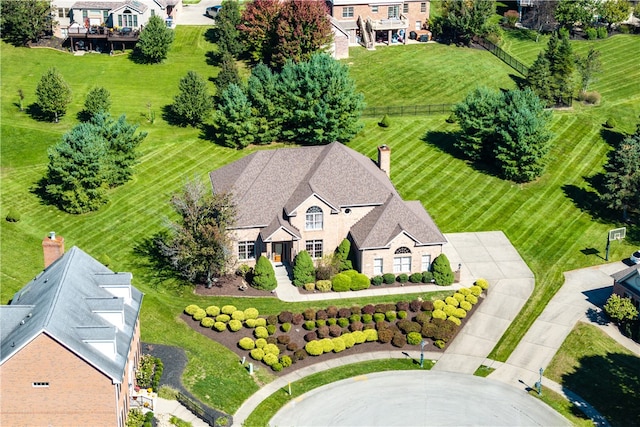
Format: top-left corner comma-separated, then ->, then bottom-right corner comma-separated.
155,398 -> 209,427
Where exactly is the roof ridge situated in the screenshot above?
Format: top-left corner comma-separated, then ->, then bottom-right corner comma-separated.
42,247 -> 78,329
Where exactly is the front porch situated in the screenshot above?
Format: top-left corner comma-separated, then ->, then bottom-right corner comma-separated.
130,387 -> 157,411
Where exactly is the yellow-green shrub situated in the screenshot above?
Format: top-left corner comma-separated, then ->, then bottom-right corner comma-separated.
433,300 -> 446,310
263,353 -> 278,366
264,343 -> 280,356
466,294 -> 478,305
200,317 -> 214,328
407,332 -> 422,345
254,318 -> 267,327
453,293 -> 465,303
305,340 -> 324,356
321,338 -> 334,353
280,355 -> 292,368
185,305 -> 200,315
475,278 -> 489,290
213,322 -> 226,331
342,333 -> 356,348
254,326 -> 268,339
447,316 -> 461,326
255,338 -> 267,348
245,318 -> 257,328
228,319 -> 243,331
459,301 -> 472,311
469,285 -> 482,296
244,307 -> 259,319
221,305 -> 237,315
332,337 -> 346,352
231,310 -> 245,321
443,304 -> 457,317
364,329 -> 378,342
316,280 -> 332,292
453,308 -> 467,318
238,337 -> 255,350
216,314 -> 231,323
250,348 -> 265,361
458,288 -> 470,296
352,330 -> 366,344
445,296 -> 459,307
432,309 -> 447,320
205,305 -> 220,316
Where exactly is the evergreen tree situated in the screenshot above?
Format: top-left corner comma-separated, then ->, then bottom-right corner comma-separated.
277,54 -> 364,145
135,15 -> 174,63
527,31 -> 575,107
212,84 -> 256,149
432,254 -> 454,286
526,53 -> 553,104
35,67 -> 72,123
292,250 -> 315,287
554,32 -> 575,106
246,63 -> 281,144
172,71 -> 214,126
453,86 -> 502,161
214,52 -> 241,100
335,239 -> 353,271
602,123 -> 640,220
0,0 -> 53,46
216,0 -> 242,57
252,255 -> 277,290
44,122 -> 109,213
83,86 -> 111,120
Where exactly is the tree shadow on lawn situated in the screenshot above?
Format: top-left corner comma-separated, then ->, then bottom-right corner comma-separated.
562,353 -> 640,426
600,127 -> 627,148
132,233 -> 184,291
561,181 -> 620,224
26,103 -> 55,122
161,103 -> 190,127
421,130 -> 503,179
509,73 -> 528,89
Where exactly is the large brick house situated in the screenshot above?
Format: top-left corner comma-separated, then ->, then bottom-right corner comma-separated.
0,234 -> 143,427
611,264 -> 640,308
210,142 -> 446,277
327,0 -> 431,47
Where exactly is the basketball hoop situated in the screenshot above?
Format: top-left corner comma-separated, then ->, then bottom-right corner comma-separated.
606,227 -> 626,261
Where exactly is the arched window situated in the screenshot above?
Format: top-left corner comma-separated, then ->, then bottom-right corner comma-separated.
305,206 -> 323,230
394,247 -> 411,273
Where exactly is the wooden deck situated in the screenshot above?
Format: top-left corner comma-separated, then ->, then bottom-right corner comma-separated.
67,27 -> 139,52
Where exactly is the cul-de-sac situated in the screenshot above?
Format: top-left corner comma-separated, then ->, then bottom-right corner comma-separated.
1,0 -> 639,426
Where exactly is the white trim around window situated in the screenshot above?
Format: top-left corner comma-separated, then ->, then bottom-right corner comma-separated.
305,240 -> 323,258
373,258 -> 383,275
238,241 -> 255,260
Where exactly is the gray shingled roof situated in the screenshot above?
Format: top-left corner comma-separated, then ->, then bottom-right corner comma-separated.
71,0 -> 148,13
611,264 -> 640,282
210,142 -> 446,249
0,247 -> 143,383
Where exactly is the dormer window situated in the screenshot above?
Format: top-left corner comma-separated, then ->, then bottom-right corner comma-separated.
305,206 -> 323,230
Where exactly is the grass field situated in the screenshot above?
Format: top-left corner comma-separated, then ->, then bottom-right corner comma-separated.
546,322 -> 640,426
2,27 -> 640,415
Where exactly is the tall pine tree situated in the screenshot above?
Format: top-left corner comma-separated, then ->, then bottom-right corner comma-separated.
172,71 -> 214,126
602,123 -> 640,220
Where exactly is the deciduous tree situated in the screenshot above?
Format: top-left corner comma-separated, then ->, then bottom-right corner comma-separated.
575,48 -> 601,92
156,180 -> 237,285
171,71 -> 214,126
0,0 -> 53,46
35,67 -> 72,123
238,0 -> 281,64
604,294 -> 639,324
598,0 -> 631,30
433,0 -> 496,45
554,0 -> 597,29
135,15 -> 174,63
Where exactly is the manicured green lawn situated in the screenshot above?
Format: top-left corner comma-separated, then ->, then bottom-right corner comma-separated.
546,322 -> 640,426
2,26 -> 639,414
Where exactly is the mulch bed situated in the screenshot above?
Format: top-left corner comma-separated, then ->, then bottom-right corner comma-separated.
193,274 -> 277,298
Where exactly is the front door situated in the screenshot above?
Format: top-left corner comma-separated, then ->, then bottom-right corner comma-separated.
273,243 -> 283,263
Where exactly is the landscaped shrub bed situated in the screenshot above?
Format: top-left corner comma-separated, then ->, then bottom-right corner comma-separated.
182,279 -> 489,374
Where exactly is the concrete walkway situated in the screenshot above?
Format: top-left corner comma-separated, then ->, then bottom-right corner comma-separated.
155,397 -> 209,427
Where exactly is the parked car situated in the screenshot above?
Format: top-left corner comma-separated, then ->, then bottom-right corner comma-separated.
206,5 -> 222,18
631,250 -> 640,264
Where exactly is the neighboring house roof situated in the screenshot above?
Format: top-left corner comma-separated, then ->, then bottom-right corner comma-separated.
0,247 -> 143,383
330,16 -> 351,38
611,264 -> 640,294
210,142 -> 446,249
71,0 -> 148,13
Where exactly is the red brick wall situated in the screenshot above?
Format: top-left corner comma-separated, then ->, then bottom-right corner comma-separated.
0,334 -> 117,426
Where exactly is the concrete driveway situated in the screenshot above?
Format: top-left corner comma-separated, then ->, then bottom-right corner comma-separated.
270,371 -> 569,426
179,0 -> 220,26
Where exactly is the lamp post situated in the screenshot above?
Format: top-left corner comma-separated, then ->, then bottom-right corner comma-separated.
535,367 -> 543,396
420,341 -> 426,368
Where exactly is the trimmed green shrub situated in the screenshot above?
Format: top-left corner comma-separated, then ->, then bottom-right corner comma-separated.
443,304 -> 457,317
281,322 -> 291,332
238,337 -> 255,350
200,317 -> 215,328
335,239 -> 353,271
432,309 -> 447,320
255,318 -> 267,327
244,307 -> 259,319
371,275 -> 384,286
469,285 -> 482,296
304,283 -> 315,291
327,318 -> 337,326
206,305 -> 221,316
271,362 -> 283,372
263,353 -> 278,366
460,301 -> 472,311
255,338 -> 267,349
337,317 -> 349,328
193,309 -> 206,321
350,273 -> 371,290
342,333 -> 356,348
293,250 -> 315,287
362,314 -> 373,323
422,271 -> 434,283
321,338 -> 335,353
349,314 -> 361,323
453,308 -> 467,319
264,343 -> 280,355
432,254 -> 454,286
280,355 -> 292,368
254,326 -> 269,339
445,296 -> 459,307
385,311 -> 397,321
397,310 -> 407,319
604,118 -> 617,128
585,27 -> 597,40
185,305 -> 200,315
332,273 -> 351,292
245,318 -> 257,328
392,333 -> 407,347
266,324 -> 276,335
252,255 -> 277,291
447,316 -> 462,326
409,273 -> 423,283
364,329 -> 378,342
332,337 -> 346,352
303,320 -> 316,330
434,339 -> 446,349
213,322 -> 226,332
433,300 -> 445,310
407,331 -> 422,345
466,294 -> 478,305
445,113 -> 457,124
373,313 -> 385,323
397,273 -> 409,283
316,280 -> 332,292
597,26 -> 607,39
379,114 -> 391,127
231,310 -> 245,321
216,314 -> 231,323
352,330 -> 366,344
221,305 -> 237,315
5,207 -> 21,222
475,278 -> 489,290
305,340 -> 324,356
228,319 -> 243,331
383,273 -> 396,284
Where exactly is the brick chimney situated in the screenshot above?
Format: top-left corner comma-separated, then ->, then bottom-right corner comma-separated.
42,231 -> 65,268
377,145 -> 391,177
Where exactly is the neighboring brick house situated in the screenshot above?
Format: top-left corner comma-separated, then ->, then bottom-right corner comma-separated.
327,0 -> 431,47
0,234 -> 143,427
611,264 -> 640,308
210,142 -> 446,277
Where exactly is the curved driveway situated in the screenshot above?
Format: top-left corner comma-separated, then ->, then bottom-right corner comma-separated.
270,371 -> 569,427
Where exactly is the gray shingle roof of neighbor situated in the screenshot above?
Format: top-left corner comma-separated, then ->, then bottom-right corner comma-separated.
0,247 -> 143,383
611,264 -> 640,282
71,0 -> 148,13
210,142 -> 446,248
